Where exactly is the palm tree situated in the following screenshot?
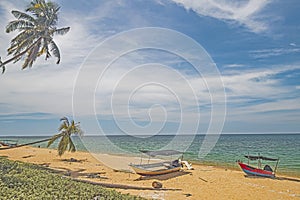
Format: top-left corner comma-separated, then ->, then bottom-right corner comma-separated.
0,0 -> 70,73
47,117 -> 83,156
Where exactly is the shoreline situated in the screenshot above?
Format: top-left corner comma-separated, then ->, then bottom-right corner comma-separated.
3,144 -> 300,178
1,134 -> 299,177
92,152 -> 300,178
0,145 -> 300,178
67,148 -> 300,178
1,146 -> 300,199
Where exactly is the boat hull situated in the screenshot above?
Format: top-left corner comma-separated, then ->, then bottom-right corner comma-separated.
130,163 -> 181,176
238,162 -> 275,178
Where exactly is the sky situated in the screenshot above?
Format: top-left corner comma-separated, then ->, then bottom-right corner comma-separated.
0,0 -> 299,136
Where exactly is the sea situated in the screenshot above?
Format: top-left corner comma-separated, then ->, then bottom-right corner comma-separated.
1,133 -> 300,177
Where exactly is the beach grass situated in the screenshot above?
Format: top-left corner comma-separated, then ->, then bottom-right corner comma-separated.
0,156 -> 145,200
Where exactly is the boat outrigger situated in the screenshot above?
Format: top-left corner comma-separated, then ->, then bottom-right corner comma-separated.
129,150 -> 193,176
237,153 -> 279,178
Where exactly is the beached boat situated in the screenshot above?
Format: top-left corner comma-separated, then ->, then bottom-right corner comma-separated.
0,139 -> 18,147
129,150 -> 183,176
237,154 -> 279,178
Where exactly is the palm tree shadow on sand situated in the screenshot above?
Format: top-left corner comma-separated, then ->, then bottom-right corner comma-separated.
134,171 -> 192,181
38,165 -> 181,191
275,176 -> 300,182
244,175 -> 300,183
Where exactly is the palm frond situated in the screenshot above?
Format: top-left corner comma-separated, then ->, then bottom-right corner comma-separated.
26,0 -> 45,15
12,55 -> 22,64
10,39 -> 34,57
0,57 -> 5,74
11,10 -> 36,23
10,30 -> 33,45
58,134 -> 69,156
22,48 -> 33,69
73,128 -> 83,136
45,3 -> 60,27
68,137 -> 76,152
40,38 -> 51,59
46,1 -> 60,11
22,41 -> 41,69
60,117 -> 69,125
58,117 -> 69,131
30,43 -> 41,64
8,34 -> 36,56
54,27 -> 70,36
49,41 -> 60,64
69,122 -> 83,136
47,133 -> 63,147
58,123 -> 67,131
6,20 -> 34,33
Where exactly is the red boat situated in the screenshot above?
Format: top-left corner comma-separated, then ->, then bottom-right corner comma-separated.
237,154 -> 279,178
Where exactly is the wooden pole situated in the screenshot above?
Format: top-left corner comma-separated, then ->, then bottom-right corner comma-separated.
274,158 -> 279,173
258,153 -> 261,169
247,152 -> 249,165
0,138 -> 51,150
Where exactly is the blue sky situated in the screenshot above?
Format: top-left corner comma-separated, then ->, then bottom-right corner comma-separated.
0,0 -> 299,136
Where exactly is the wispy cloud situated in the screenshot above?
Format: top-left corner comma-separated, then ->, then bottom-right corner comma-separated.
223,64 -> 300,116
223,64 -> 300,94
0,112 -> 53,120
249,48 -> 300,59
223,64 -> 245,68
169,0 -> 272,33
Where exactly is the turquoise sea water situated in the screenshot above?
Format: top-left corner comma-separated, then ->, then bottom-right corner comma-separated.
1,134 -> 300,176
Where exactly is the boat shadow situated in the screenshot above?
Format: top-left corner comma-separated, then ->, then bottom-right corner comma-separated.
135,171 -> 192,181
244,175 -> 273,179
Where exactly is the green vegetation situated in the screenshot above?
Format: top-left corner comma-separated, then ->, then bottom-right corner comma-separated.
0,157 -> 144,200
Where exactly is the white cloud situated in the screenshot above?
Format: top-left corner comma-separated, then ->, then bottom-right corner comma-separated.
223,64 -> 300,97
249,48 -> 300,59
224,64 -> 245,68
241,99 -> 300,114
169,0 -> 271,33
222,64 -> 300,122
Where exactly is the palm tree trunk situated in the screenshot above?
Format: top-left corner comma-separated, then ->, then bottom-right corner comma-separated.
0,37 -> 42,68
0,137 -> 51,150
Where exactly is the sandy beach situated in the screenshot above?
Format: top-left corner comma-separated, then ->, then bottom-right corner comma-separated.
1,146 -> 300,200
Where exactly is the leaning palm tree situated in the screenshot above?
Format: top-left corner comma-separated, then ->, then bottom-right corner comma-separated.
0,0 -> 70,73
47,117 -> 83,156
